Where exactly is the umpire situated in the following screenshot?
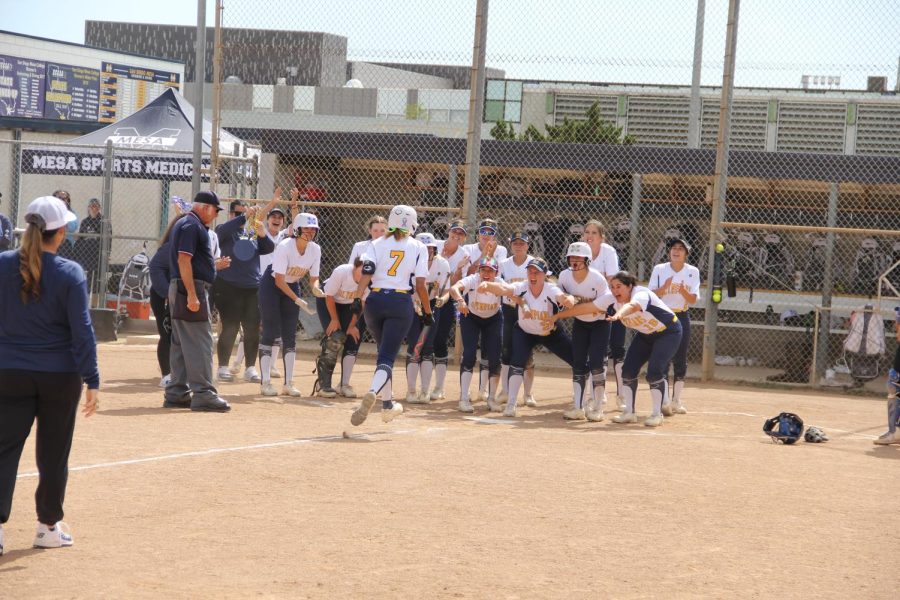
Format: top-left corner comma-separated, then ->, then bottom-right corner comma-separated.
0,196 -> 99,553
164,191 -> 230,412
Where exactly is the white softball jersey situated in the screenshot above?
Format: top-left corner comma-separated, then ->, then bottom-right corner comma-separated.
557,268 -> 610,322
648,262 -> 702,312
427,254 -> 451,297
498,255 -> 533,307
260,229 -> 288,273
594,286 -> 677,335
463,242 -> 508,267
362,235 -> 428,291
588,242 -> 620,278
457,273 -> 502,318
271,238 -> 321,283
348,239 -> 375,266
323,263 -> 366,304
512,281 -> 565,336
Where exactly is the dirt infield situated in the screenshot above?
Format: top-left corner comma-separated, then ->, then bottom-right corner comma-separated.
2,342 -> 897,598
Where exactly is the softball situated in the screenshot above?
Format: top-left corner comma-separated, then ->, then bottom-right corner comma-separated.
715,243 -> 725,252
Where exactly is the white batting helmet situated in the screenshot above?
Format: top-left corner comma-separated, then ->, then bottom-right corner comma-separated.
295,212 -> 319,229
415,232 -> 438,247
388,205 -> 417,233
566,242 -> 592,262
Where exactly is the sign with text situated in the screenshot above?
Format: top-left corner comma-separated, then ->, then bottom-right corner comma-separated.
99,62 -> 181,123
22,149 -> 210,182
44,63 -> 101,121
0,54 -> 46,118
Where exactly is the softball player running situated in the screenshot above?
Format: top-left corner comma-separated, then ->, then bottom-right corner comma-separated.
258,212 -> 322,397
649,237 -> 700,415
552,271 -> 682,427
429,219 -> 470,401
497,230 -> 535,406
556,242 -> 611,421
405,232 -> 450,405
313,258 -> 367,397
350,205 -> 431,426
450,257 -> 503,413
583,219 -> 626,410
479,257 -> 575,417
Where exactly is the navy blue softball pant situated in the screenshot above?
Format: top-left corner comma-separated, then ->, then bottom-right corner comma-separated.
460,311 -> 502,372
365,290 -> 415,368
669,310 -> 691,381
622,321 -> 683,383
259,272 -> 300,354
572,318 -> 611,375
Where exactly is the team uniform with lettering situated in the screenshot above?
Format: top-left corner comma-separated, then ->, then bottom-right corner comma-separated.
456,273 -> 503,403
258,237 -> 321,388
405,254 -> 451,400
462,242 -> 508,270
592,286 -> 682,421
650,261 -> 701,411
430,242 -> 470,399
497,254 -> 534,400
315,263 -> 369,388
589,241 -> 628,404
557,268 -> 612,413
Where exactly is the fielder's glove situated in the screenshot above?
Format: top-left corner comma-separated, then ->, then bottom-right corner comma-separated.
350,298 -> 363,315
420,312 -> 435,327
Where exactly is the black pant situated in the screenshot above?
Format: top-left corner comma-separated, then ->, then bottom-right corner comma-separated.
150,289 -> 171,377
213,279 -> 261,368
0,370 -> 83,525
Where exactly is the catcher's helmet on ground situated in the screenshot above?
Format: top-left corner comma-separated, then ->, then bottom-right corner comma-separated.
804,426 -> 828,443
763,412 -> 804,444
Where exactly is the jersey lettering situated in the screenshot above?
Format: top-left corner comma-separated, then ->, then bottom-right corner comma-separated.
387,250 -> 405,276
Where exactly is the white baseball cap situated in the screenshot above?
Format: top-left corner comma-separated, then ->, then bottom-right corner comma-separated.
25,196 -> 77,231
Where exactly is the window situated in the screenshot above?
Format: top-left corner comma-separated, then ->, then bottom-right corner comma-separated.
483,79 -> 524,123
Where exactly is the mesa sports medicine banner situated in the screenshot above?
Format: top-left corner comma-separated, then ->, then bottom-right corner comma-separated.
21,149 -> 211,182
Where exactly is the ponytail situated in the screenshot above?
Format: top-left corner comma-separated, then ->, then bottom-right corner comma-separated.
19,224 -> 59,304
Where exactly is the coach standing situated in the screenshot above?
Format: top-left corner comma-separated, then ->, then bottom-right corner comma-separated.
164,191 -> 231,412
0,196 -> 99,553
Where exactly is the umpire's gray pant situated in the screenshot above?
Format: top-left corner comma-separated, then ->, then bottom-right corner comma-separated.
165,280 -> 218,404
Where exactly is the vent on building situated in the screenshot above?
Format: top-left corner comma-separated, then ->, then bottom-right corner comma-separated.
776,102 -> 846,154
856,104 -> 900,156
700,99 -> 768,150
624,96 -> 690,147
553,94 -> 618,125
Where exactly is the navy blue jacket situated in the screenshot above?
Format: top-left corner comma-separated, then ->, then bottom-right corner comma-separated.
149,241 -> 171,298
215,215 -> 275,288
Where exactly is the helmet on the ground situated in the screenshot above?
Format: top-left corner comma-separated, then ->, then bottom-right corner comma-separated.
804,426 -> 828,443
415,232 -> 438,247
566,242 -> 592,264
388,205 -> 417,233
763,412 -> 804,444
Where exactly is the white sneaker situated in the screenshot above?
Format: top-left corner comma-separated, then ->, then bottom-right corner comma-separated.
261,383 -> 278,396
415,391 -> 432,405
243,367 -> 261,383
674,402 -> 687,415
524,395 -> 537,407
503,404 -> 518,418
586,407 -> 605,422
405,391 -> 420,404
382,401 -> 403,423
269,366 -> 283,379
496,390 -> 508,405
33,522 -> 73,548
486,398 -> 504,413
216,366 -> 234,382
351,392 -> 377,426
644,414 -> 664,427
158,374 -> 171,388
339,385 -> 357,398
563,408 -> 587,421
616,394 -> 626,412
661,402 -> 674,417
407,391 -> 429,405
228,362 -> 241,375
478,390 -> 489,403
429,388 -> 445,401
873,430 -> 900,445
612,412 -> 637,424
458,398 -> 475,413
281,385 -> 301,397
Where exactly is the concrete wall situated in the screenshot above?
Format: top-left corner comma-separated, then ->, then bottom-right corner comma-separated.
348,62 -> 453,90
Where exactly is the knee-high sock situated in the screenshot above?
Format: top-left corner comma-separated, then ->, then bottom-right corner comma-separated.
371,364 -> 392,395
889,397 -> 900,433
420,359 -> 434,394
233,339 -> 245,368
434,357 -> 448,391
259,345 -> 272,384
340,355 -> 356,387
283,351 -> 296,385
622,376 -> 638,414
524,365 -> 535,396
478,359 -> 489,395
612,358 -> 624,398
460,367 -> 474,401
406,355 -> 420,394
271,342 -> 281,369
572,372 -> 588,409
506,367 -> 525,409
649,378 -> 667,416
591,368 -> 607,410
489,373 -> 500,399
499,364 -> 509,394
672,380 -> 685,406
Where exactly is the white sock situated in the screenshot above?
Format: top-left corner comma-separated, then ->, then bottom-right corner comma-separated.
499,364 -> 509,394
612,358 -> 624,398
434,360 -> 448,391
479,361 -> 489,394
283,351 -> 296,386
272,343 -> 281,369
371,365 -> 390,395
649,379 -> 667,416
420,360 -> 434,394
507,373 -> 523,409
259,345 -> 272,384
459,369 -> 473,401
489,374 -> 499,400
383,377 -> 393,402
341,355 -> 356,387
572,373 -> 587,409
622,380 -> 637,414
233,340 -> 244,367
406,360 -> 420,396
672,380 -> 685,406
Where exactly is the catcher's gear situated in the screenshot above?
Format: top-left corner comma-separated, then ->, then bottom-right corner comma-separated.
763,412 -> 804,444
803,426 -> 828,443
312,330 -> 347,396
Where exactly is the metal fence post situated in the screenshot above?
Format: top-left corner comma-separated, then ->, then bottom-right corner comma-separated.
98,140 -> 115,309
701,0 -> 741,382
687,0 -> 706,149
628,173 -> 643,275
191,0 -> 207,198
814,182 -> 840,381
461,0 -> 489,230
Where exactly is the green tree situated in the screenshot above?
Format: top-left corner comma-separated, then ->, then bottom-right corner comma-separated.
490,101 -> 635,145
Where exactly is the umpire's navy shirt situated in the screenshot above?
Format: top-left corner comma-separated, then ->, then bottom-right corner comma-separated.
169,211 -> 215,283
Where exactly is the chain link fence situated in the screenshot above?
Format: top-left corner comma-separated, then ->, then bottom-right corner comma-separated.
3,0 -> 899,390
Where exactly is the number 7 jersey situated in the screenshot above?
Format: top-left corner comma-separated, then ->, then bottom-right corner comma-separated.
362,235 -> 429,291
